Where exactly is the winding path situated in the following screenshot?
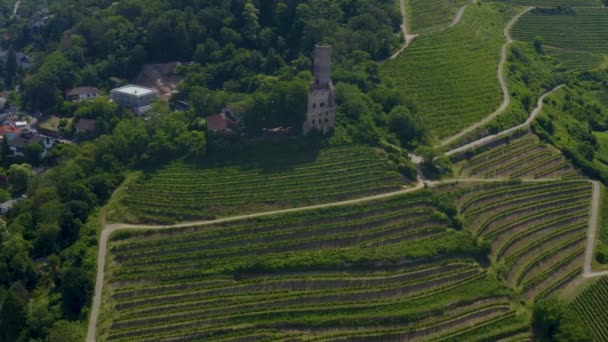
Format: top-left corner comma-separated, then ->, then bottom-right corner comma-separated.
446,84 -> 565,156
440,6 -> 534,147
390,0 -> 418,60
584,181 -> 608,279
451,0 -> 477,28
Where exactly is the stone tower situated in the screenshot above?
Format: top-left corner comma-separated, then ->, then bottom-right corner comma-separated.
303,45 -> 336,135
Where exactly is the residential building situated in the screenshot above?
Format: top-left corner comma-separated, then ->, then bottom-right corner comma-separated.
75,118 -> 97,134
110,84 -> 158,114
207,110 -> 239,133
303,45 -> 336,135
66,87 -> 101,102
3,132 -> 56,158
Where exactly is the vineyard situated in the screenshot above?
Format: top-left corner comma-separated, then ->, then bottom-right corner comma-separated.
98,191 -> 531,341
511,7 -> 608,70
453,132 -> 580,179
107,146 -> 405,224
571,277 -> 608,341
381,3 -> 517,139
406,0 -> 469,34
458,180 -> 592,300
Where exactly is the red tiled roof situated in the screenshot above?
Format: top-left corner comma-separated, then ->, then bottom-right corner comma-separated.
0,125 -> 20,135
207,113 -> 237,131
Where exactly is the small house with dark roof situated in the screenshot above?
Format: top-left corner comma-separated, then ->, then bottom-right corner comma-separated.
75,118 -> 97,134
206,110 -> 239,134
66,87 -> 101,102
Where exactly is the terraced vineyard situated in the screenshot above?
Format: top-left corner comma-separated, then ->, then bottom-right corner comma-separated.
382,3 -> 517,139
511,8 -> 608,70
109,146 -> 405,224
454,132 -> 580,179
407,0 -> 469,34
458,180 -> 592,300
98,191 -> 530,341
570,277 -> 608,342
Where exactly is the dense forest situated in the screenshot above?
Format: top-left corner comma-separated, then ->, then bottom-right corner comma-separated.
0,1 -> 433,340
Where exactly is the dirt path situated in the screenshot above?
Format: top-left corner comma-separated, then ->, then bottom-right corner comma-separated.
446,84 -> 564,156
583,181 -> 608,279
440,7 -> 534,147
10,0 -> 20,19
451,0 -> 477,27
389,0 -> 418,60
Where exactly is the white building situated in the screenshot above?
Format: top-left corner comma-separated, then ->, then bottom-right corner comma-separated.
303,45 -> 336,135
66,87 -> 101,102
110,84 -> 158,114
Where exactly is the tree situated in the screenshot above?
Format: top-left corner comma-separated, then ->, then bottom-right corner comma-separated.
5,48 -> 17,87
388,106 -> 428,147
8,163 -> 35,196
25,143 -> 44,166
60,267 -> 92,316
533,36 -> 544,54
46,320 -> 85,342
532,297 -> 591,342
0,287 -> 27,341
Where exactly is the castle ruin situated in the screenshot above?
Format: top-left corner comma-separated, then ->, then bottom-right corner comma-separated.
303,45 -> 336,135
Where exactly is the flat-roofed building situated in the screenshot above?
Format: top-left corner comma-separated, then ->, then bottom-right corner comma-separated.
110,84 -> 159,114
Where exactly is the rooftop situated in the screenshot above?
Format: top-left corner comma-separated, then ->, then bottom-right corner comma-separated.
112,85 -> 157,97
67,86 -> 100,96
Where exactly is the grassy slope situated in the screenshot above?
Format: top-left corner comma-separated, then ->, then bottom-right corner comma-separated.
106,145 -> 406,224
382,3 -> 518,140
407,0 -> 469,34
511,8 -> 608,71
98,190 -> 529,341
532,82 -> 608,181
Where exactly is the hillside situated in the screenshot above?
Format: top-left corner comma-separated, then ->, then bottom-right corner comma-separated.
511,7 -> 608,71
106,145 -> 409,224
382,3 -> 518,140
98,190 -> 531,341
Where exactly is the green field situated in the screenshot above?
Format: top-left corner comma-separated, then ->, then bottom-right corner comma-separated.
454,132 -> 580,179
382,3 -> 517,139
99,190 -> 530,341
108,146 -> 406,224
457,180 -> 591,300
511,8 -> 608,70
407,0 -> 469,34
571,277 -> 608,341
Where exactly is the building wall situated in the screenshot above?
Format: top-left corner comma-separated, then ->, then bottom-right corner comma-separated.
303,89 -> 336,135
110,90 -> 157,109
303,45 -> 336,135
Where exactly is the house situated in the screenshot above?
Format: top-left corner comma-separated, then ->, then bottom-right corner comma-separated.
0,51 -> 32,70
0,125 -> 20,135
206,110 -> 239,133
302,45 -> 336,135
110,84 -> 158,115
66,87 -> 101,102
75,118 -> 97,134
3,132 -> 56,158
